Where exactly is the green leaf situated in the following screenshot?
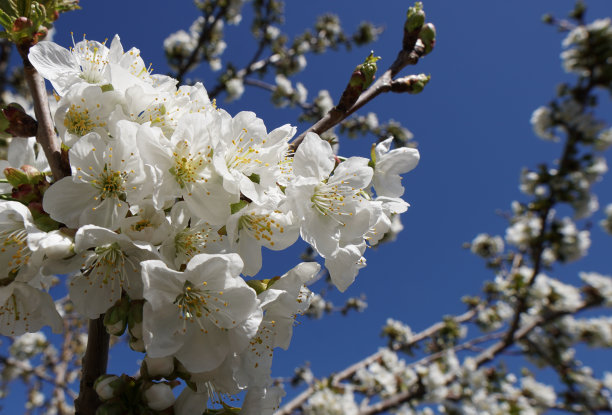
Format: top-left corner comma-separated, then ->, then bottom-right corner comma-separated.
247,172 -> 260,184
230,200 -> 249,214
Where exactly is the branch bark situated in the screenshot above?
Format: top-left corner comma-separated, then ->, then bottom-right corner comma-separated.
290,42 -> 426,150
74,317 -> 109,415
17,45 -> 70,181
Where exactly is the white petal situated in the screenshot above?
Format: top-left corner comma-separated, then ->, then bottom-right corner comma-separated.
293,133 -> 334,180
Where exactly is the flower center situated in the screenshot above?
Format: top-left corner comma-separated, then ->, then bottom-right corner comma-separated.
225,128 -> 268,173
311,182 -> 355,224
73,41 -> 108,84
0,227 -> 30,279
131,219 -> 152,232
64,104 -> 95,136
92,164 -> 127,200
238,212 -> 283,246
169,141 -> 211,188
79,242 -> 137,289
173,281 -> 232,332
174,224 -> 223,264
174,281 -> 211,320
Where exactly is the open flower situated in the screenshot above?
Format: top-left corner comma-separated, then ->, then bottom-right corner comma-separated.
137,112 -> 234,224
371,137 -> 419,198
212,111 -> 295,203
237,262 -> 319,387
286,133 -> 374,290
225,193 -> 299,276
0,282 -> 62,335
65,225 -> 159,319
43,129 -> 146,230
142,253 -> 261,373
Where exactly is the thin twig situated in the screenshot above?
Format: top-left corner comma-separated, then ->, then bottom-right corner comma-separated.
174,5 -> 229,85
359,299 -> 602,415
290,42 -> 426,149
275,306 -> 480,415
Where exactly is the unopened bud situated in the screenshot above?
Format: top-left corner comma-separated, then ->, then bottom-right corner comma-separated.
39,229 -> 74,259
391,74 -> 431,94
128,300 -> 144,339
337,52 -> 381,112
143,356 -> 175,378
94,375 -> 122,401
405,2 -> 425,33
352,52 -> 381,90
104,297 -> 129,336
542,14 -> 554,24
246,279 -> 267,295
144,383 -> 175,411
418,23 -> 436,55
12,17 -> 33,33
129,336 -> 145,353
20,165 -> 43,181
4,167 -> 29,187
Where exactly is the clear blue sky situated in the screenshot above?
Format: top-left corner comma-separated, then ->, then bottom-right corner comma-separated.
5,0 -> 612,411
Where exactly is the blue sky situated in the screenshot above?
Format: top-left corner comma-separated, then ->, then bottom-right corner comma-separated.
5,0 -> 612,412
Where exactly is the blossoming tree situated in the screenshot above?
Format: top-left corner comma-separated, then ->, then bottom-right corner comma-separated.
0,1 -> 610,414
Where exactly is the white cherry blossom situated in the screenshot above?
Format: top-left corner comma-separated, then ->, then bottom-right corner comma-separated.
66,225 -> 159,319
372,137 -> 420,198
42,130 -> 145,230
136,112 -> 234,224
141,253 -> 261,372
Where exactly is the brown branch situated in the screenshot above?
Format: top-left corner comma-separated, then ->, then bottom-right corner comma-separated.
358,299 -> 602,415
0,354 -> 75,398
16,45 -> 70,181
275,306 -> 480,415
0,39 -> 12,98
74,317 -> 109,415
207,32 -> 323,100
53,317 -> 75,415
290,43 -> 426,150
174,5 -> 229,85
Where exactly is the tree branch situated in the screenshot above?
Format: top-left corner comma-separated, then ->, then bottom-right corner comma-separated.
275,306 -> 480,415
74,317 -> 109,415
17,46 -> 70,181
290,41 -> 426,150
359,298 -> 603,415
174,5 -> 229,85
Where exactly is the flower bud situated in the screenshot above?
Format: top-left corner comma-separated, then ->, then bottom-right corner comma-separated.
11,17 -> 33,33
337,52 -> 381,112
405,2 -> 425,33
39,230 -> 74,260
391,74 -> 431,94
128,300 -> 144,339
143,356 -> 175,378
418,23 -> 436,55
129,336 -> 145,353
104,297 -> 130,336
4,167 -> 29,187
144,383 -> 175,411
94,375 -> 121,401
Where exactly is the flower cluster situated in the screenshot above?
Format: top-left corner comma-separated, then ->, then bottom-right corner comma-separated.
0,34 -> 419,412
